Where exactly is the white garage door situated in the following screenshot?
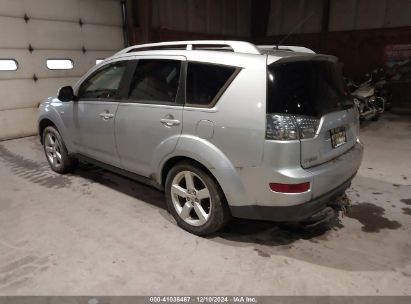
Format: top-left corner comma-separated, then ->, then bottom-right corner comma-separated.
0,0 -> 124,140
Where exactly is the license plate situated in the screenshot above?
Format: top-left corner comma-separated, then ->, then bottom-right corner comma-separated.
330,127 -> 347,148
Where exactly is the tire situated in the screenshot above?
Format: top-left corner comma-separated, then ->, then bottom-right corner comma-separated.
42,126 -> 77,174
165,161 -> 231,236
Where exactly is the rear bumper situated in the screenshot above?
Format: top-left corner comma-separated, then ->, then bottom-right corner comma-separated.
231,173 -> 354,222
234,141 -> 363,208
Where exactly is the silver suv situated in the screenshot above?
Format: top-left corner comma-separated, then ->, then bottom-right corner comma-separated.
38,40 -> 363,235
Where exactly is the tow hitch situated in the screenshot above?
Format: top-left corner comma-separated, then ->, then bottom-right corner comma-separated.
329,194 -> 351,218
298,194 -> 351,228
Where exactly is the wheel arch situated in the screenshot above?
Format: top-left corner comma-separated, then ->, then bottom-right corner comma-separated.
38,118 -> 56,144
38,109 -> 75,153
161,156 -> 218,188
157,138 -> 251,207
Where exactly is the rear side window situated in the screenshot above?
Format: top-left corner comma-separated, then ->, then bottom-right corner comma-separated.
128,59 -> 181,103
186,63 -> 237,107
78,61 -> 127,100
267,61 -> 352,117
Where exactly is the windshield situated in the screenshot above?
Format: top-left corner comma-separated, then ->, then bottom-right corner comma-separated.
267,60 -> 352,117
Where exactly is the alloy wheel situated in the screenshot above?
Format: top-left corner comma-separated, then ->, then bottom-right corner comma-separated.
170,170 -> 212,226
44,132 -> 63,169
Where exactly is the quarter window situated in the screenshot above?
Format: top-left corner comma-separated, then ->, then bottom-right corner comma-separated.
186,63 -> 237,107
0,59 -> 18,71
128,59 -> 181,103
78,61 -> 127,99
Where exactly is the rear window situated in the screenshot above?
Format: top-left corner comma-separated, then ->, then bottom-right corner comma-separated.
186,63 -> 237,107
128,59 -> 181,104
267,61 -> 352,117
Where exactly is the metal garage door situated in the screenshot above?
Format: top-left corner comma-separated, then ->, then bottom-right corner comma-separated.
0,0 -> 124,140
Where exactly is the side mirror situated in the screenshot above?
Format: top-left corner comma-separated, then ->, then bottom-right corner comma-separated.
57,86 -> 75,102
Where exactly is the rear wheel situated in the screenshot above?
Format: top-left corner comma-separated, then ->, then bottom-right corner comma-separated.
165,162 -> 231,235
43,126 -> 77,173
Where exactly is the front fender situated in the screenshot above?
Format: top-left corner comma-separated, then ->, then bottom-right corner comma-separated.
38,99 -> 75,153
156,135 -> 252,207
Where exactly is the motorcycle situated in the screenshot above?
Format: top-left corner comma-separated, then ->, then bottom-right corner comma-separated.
370,68 -> 392,111
345,73 -> 385,122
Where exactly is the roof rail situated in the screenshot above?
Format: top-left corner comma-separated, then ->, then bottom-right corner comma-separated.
114,40 -> 261,56
258,45 -> 315,54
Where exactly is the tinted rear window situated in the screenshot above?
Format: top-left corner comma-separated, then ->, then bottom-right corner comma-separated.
267,61 -> 352,117
128,59 -> 181,103
186,63 -> 237,107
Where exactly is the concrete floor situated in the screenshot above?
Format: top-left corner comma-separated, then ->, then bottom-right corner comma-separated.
0,114 -> 410,295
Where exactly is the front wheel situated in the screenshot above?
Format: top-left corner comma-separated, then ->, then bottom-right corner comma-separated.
165,162 -> 231,236
43,126 -> 77,174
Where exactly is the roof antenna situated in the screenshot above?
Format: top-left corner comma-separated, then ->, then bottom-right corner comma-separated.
276,11 -> 316,50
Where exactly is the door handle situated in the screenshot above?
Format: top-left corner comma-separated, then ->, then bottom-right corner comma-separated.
99,111 -> 114,120
160,115 -> 180,127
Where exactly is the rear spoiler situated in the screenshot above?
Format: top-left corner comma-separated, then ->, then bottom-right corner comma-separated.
258,45 -> 315,54
267,54 -> 338,65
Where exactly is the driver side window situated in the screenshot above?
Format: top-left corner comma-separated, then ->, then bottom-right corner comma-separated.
78,61 -> 127,100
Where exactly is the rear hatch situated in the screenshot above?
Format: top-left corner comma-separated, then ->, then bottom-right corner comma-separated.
266,58 -> 359,168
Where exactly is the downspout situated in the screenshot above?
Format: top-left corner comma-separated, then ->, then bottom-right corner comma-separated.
121,0 -> 129,47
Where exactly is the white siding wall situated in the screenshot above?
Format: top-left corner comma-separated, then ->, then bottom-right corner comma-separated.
0,0 -> 124,140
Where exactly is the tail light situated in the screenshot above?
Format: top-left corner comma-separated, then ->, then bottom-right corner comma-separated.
295,116 -> 320,139
266,114 -> 320,140
266,115 -> 298,140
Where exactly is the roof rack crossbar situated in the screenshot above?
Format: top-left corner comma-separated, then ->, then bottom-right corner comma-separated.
114,40 -> 261,56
